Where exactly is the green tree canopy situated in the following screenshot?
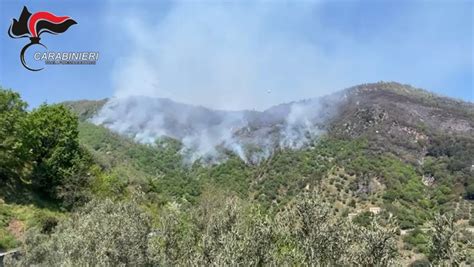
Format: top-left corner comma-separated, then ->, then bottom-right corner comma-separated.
0,88 -> 28,180
25,104 -> 81,197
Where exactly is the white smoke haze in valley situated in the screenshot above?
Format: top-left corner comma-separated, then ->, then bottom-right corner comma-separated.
89,1 -> 472,163
94,1 -> 382,162
91,93 -> 346,164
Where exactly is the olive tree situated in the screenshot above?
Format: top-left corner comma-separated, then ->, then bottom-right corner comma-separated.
429,213 -> 467,265
274,192 -> 354,265
7,198 -> 151,266
351,216 -> 399,266
147,202 -> 199,266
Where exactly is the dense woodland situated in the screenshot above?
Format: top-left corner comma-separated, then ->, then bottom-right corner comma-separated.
1,85 -> 473,266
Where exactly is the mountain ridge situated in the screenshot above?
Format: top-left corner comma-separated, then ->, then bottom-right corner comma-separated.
62,81 -> 474,121
62,81 -> 473,164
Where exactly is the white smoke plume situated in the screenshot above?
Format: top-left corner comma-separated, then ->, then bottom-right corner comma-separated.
91,92 -> 346,164
94,1 -> 356,163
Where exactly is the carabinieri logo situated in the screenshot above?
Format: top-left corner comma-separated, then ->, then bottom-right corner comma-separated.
8,6 -> 77,71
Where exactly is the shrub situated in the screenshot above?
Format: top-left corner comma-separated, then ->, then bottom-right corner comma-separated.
8,198 -> 151,266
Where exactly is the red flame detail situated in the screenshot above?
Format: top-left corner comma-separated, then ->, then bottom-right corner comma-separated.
28,11 -> 71,37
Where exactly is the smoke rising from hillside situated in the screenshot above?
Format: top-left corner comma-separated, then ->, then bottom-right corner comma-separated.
91,93 -> 345,163
95,2 -> 355,162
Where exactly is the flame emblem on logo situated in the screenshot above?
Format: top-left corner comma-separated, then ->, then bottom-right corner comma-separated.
8,6 -> 77,71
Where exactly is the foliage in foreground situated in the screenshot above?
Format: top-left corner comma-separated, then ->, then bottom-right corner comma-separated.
7,192 -> 469,266
428,213 -> 469,266
8,198 -> 150,266
6,192 -> 400,266
0,88 -> 93,208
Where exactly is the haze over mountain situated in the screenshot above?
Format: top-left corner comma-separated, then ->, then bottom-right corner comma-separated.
73,82 -> 473,164
63,82 -> 474,231
90,91 -> 345,163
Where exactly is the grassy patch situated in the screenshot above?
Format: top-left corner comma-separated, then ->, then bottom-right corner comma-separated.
0,202 -> 64,250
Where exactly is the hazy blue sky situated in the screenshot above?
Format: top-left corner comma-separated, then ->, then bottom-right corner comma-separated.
0,0 -> 472,110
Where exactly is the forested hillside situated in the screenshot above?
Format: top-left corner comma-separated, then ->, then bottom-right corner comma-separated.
1,83 -> 473,266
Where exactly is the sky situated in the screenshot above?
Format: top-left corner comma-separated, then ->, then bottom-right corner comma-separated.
0,0 -> 472,110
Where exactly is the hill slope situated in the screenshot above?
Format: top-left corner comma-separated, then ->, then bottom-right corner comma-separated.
66,82 -> 473,228
2,82 -> 473,264
69,82 -> 473,166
